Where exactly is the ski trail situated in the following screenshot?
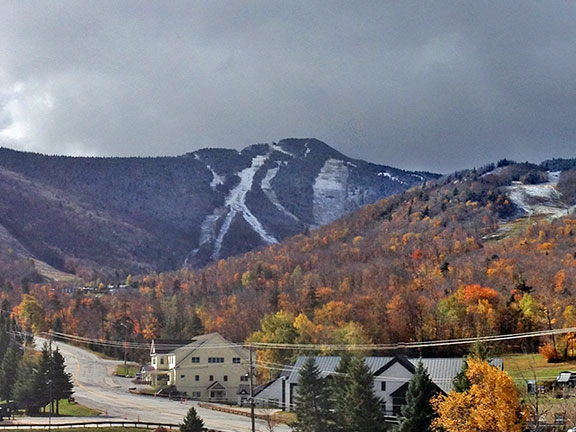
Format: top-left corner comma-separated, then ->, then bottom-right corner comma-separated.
211,155 -> 278,259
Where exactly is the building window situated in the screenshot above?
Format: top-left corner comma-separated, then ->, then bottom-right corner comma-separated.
209,375 -> 214,381
233,357 -> 241,364
208,357 -> 225,363
381,381 -> 386,391
192,392 -> 201,398
224,375 -> 228,382
180,374 -> 185,380
195,375 -> 200,381
240,375 -> 248,382
191,357 -> 200,363
381,401 -> 387,413
160,358 -> 164,364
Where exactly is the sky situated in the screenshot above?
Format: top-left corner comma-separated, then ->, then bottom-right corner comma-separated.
1,1 -> 576,173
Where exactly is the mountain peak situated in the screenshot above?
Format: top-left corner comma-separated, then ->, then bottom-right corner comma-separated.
0,139 -> 437,280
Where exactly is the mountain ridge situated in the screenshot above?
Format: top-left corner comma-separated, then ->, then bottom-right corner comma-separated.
0,139 -> 437,281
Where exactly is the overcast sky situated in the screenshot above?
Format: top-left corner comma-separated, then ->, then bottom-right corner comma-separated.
1,1 -> 575,173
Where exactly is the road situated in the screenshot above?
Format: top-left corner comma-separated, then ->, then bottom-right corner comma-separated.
35,338 -> 290,432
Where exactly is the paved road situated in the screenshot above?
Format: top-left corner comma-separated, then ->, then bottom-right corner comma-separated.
36,338 -> 290,432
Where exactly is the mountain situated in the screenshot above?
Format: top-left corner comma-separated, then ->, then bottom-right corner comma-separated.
0,138 -> 437,281
124,158 -> 576,346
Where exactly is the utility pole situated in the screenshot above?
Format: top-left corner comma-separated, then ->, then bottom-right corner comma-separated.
249,344 -> 255,432
120,322 -> 128,366
48,337 -> 53,432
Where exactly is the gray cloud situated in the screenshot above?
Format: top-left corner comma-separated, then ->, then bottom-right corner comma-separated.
1,1 -> 575,172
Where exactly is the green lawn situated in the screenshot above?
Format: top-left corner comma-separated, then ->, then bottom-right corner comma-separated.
115,364 -> 139,378
503,353 -> 576,384
40,399 -> 101,417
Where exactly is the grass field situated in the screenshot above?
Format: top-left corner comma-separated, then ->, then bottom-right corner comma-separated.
116,365 -> 139,378
39,399 -> 101,417
503,353 -> 576,384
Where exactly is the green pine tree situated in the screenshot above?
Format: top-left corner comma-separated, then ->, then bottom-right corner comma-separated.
393,360 -> 438,432
452,359 -> 470,392
332,353 -> 353,432
13,356 -> 44,415
0,342 -> 22,401
180,407 -> 205,432
37,343 -> 53,412
294,357 -> 334,432
344,357 -> 386,432
52,348 -> 74,414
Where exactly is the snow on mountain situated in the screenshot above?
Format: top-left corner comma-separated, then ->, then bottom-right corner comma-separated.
313,159 -> 350,226
505,171 -> 574,218
0,139 -> 437,274
185,139 -> 437,264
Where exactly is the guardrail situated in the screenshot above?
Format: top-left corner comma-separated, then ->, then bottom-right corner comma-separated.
0,421 -> 224,432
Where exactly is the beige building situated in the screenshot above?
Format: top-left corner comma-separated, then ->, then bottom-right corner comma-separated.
148,339 -> 189,386
150,332 -> 250,402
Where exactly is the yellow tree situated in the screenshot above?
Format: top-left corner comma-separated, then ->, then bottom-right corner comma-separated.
431,358 -> 525,432
13,294 -> 47,334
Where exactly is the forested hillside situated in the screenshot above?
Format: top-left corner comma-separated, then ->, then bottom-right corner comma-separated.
4,160 -> 576,362
0,140 -> 435,281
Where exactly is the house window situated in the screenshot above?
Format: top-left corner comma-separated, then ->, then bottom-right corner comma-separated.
191,357 -> 200,363
208,357 -> 225,363
381,401 -> 387,413
240,375 -> 248,382
381,381 -> 386,391
224,375 -> 228,382
180,374 -> 185,380
233,357 -> 241,364
160,358 -> 164,364
195,375 -> 200,381
209,375 -> 214,381
192,392 -> 201,398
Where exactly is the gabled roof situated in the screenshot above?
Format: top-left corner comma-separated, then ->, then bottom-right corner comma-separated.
288,355 -> 503,394
253,368 -> 290,397
237,384 -> 250,395
207,381 -> 226,390
172,332 -> 249,368
287,356 -> 394,383
390,382 -> 410,398
151,339 -> 190,355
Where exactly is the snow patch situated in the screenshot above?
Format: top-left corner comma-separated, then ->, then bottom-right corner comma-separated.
261,166 -> 300,222
378,171 -> 406,184
212,155 -> 278,259
304,142 -> 311,157
270,143 -> 293,156
193,154 -> 224,190
207,165 -> 224,189
505,171 -> 573,218
313,159 -> 349,225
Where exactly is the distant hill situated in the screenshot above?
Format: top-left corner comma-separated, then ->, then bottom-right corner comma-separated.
129,158 -> 576,345
0,139 -> 437,281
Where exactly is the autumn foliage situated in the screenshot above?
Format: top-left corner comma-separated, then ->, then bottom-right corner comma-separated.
3,164 -> 576,363
431,358 -> 525,432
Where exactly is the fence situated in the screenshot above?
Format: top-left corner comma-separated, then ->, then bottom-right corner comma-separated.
0,421 -> 224,432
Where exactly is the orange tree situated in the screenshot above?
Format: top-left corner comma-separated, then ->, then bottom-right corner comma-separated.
431,358 -> 525,432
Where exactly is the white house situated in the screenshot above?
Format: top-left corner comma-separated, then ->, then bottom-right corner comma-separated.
274,355 -> 503,415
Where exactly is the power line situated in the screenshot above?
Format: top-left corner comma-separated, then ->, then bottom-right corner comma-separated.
31,326 -> 576,354
248,327 -> 576,351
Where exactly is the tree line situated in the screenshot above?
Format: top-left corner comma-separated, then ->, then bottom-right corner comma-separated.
0,306 -> 73,415
293,352 -> 525,432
